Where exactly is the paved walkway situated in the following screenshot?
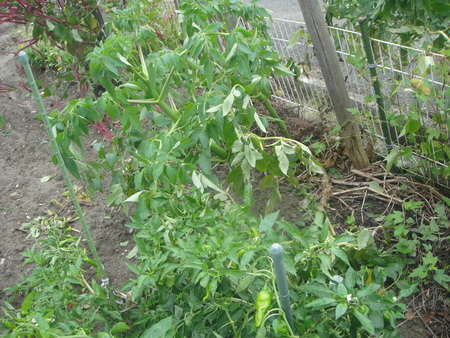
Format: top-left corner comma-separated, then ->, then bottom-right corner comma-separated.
242,0 -> 304,21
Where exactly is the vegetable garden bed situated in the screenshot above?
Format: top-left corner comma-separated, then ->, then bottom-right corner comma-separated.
1,1 -> 449,336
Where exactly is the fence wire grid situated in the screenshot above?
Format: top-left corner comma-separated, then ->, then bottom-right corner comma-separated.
268,18 -> 449,187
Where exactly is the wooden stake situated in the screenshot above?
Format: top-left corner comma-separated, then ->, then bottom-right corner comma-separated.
297,0 -> 370,169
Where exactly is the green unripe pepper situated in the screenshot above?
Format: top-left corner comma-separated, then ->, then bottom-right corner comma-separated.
255,285 -> 273,327
277,320 -> 289,334
357,305 -> 369,315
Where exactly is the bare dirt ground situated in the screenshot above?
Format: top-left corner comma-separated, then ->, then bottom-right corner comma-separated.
1,23 -> 449,337
0,23 -> 135,307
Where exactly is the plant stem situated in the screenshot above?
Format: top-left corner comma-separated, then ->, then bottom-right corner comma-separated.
128,66 -> 229,159
18,51 -> 115,303
158,100 -> 179,121
128,66 -> 180,121
210,140 -> 229,159
260,97 -> 291,138
359,18 -> 392,147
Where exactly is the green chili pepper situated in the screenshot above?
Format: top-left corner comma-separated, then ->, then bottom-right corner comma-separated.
277,320 -> 289,334
357,305 -> 369,315
255,285 -> 273,327
250,226 -> 259,239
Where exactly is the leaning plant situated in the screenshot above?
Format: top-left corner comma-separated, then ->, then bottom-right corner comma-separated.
52,0 -> 320,210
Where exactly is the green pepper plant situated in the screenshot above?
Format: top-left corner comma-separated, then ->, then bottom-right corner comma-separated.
51,0 -> 321,210
1,0 -> 414,336
1,217 -> 128,337
115,189 -> 406,336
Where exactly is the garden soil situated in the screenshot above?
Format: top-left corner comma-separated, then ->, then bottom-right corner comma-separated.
0,24 -> 448,337
0,23 -> 136,306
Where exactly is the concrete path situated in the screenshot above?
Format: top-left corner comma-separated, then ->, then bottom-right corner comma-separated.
242,0 -> 304,21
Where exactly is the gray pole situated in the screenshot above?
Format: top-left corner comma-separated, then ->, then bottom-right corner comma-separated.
18,51 -> 115,304
269,243 -> 294,330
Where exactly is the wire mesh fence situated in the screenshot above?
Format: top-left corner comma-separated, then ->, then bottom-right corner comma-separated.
268,18 -> 449,187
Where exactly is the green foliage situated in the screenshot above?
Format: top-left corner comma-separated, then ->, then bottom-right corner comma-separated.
4,0 -> 178,96
1,0 -> 110,57
51,0 -> 318,206
0,114 -> 5,128
320,0 -> 449,183
1,190 -> 410,336
377,200 -> 450,292
384,50 -> 450,180
4,0 -> 449,337
1,218 -> 126,337
27,37 -> 72,70
110,184 -> 405,336
324,0 -> 450,50
106,0 -> 181,52
314,10 -> 450,183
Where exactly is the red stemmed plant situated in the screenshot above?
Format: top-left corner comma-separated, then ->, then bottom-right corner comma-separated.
1,0 -> 121,140
0,0 -> 102,56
